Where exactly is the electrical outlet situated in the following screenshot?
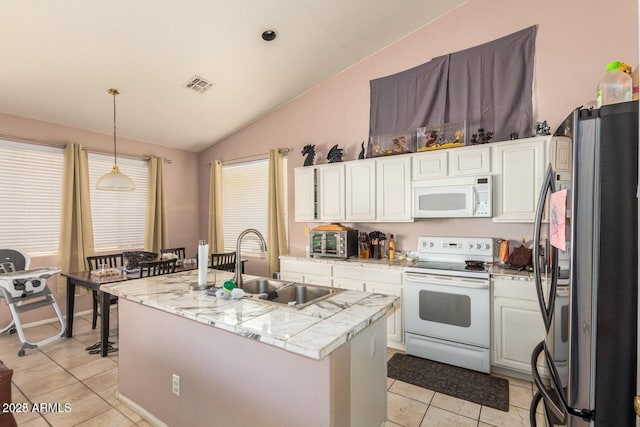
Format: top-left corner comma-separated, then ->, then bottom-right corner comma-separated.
304,227 -> 310,236
172,374 -> 180,396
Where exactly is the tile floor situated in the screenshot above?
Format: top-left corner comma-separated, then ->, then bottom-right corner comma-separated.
1,314 -> 546,426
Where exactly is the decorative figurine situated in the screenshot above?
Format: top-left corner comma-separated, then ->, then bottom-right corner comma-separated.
470,128 -> 494,144
510,132 -> 519,140
535,121 -> 551,136
358,141 -> 365,159
301,144 -> 316,166
327,144 -> 344,163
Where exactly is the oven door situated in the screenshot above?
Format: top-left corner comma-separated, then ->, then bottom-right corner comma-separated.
403,272 -> 490,348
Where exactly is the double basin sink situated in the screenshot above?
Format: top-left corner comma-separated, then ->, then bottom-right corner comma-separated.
241,278 -> 342,309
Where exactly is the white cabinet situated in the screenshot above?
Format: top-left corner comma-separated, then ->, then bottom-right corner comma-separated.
294,167 -> 317,222
317,164 -> 345,222
491,277 -> 545,375
333,265 -> 404,348
492,138 -> 546,222
294,164 -> 345,223
279,259 -> 333,286
412,150 -> 448,180
376,156 -> 412,222
449,145 -> 491,176
345,159 -> 376,222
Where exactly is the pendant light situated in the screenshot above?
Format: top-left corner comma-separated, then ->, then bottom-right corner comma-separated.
96,88 -> 135,191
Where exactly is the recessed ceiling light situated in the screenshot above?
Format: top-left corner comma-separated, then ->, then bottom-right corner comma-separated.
261,30 -> 277,42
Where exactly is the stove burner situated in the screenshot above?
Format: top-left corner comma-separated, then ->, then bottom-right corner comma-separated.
464,265 -> 485,271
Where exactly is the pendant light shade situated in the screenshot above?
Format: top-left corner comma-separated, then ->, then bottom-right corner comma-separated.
96,88 -> 135,191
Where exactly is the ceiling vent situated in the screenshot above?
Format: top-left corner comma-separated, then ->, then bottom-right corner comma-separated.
184,75 -> 214,94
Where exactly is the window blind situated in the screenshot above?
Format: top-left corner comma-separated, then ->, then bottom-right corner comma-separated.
88,153 -> 148,251
222,157 -> 288,254
0,139 -> 64,255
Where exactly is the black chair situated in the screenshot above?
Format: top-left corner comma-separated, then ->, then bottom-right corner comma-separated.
86,254 -> 123,330
160,247 -> 186,259
210,252 -> 237,272
139,258 -> 177,277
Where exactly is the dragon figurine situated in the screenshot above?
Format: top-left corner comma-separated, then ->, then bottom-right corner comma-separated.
327,144 -> 344,163
301,144 -> 316,166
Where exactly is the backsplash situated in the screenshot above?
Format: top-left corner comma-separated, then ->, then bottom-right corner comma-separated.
291,218 -> 538,256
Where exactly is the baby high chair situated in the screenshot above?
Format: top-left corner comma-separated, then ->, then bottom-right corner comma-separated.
0,249 -> 65,356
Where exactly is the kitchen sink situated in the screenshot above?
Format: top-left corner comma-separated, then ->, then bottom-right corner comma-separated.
241,278 -> 342,309
241,278 -> 291,295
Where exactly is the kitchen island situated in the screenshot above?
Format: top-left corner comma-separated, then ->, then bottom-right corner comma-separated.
102,269 -> 398,427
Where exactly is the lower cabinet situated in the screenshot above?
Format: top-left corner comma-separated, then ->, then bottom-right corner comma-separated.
279,259 -> 332,286
280,258 -> 404,349
491,277 -> 546,376
333,265 -> 404,349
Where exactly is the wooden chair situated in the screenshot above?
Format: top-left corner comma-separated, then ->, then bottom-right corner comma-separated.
210,252 -> 237,272
86,254 -> 123,330
161,247 -> 186,259
139,258 -> 178,277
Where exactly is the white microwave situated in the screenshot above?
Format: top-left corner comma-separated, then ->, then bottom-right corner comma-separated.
412,175 -> 492,218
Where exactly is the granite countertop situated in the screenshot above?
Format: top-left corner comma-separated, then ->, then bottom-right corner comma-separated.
280,253 -> 413,270
101,269 -> 398,360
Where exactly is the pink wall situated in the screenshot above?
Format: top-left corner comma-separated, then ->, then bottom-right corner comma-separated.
198,0 -> 639,256
0,113 -> 201,325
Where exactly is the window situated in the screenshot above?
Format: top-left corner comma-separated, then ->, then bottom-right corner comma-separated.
222,157 -> 288,253
88,154 -> 148,251
0,139 -> 64,255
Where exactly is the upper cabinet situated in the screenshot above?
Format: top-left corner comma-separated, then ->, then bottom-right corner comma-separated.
345,159 -> 376,222
412,145 -> 491,180
294,167 -> 317,222
376,156 -> 413,222
491,136 -> 571,223
318,163 -> 346,222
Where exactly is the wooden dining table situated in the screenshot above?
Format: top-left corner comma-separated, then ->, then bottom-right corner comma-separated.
62,260 -> 247,357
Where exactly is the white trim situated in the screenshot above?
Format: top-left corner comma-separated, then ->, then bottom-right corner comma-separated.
116,392 -> 169,427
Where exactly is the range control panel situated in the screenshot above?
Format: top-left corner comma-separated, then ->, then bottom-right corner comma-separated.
417,236 -> 496,259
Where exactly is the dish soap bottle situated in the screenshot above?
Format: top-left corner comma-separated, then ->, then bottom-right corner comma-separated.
388,234 -> 396,261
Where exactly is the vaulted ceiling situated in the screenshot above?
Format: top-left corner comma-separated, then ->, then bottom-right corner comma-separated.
0,0 -> 466,152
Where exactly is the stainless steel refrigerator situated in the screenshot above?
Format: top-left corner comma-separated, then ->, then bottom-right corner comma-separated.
530,101 -> 638,426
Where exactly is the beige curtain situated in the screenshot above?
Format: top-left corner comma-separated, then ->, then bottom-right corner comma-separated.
58,144 -> 94,296
144,157 -> 168,253
267,149 -> 288,276
208,160 -> 224,253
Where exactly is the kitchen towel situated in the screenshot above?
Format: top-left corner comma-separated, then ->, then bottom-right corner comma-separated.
198,241 -> 209,285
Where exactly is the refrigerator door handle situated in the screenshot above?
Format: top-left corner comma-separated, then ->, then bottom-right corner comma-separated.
533,164 -> 558,332
530,340 -> 568,424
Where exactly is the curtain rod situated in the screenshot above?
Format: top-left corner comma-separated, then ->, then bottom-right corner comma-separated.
206,147 -> 290,166
0,132 -> 173,164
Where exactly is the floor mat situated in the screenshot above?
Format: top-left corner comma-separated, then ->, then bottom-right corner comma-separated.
387,353 -> 509,412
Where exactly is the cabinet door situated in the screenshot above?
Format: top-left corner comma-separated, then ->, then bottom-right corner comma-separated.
318,164 -> 345,221
550,137 -> 572,172
412,151 -> 448,180
365,281 -> 403,345
294,167 -> 317,222
376,156 -> 412,222
449,146 -> 491,176
333,277 -> 365,292
492,138 -> 546,222
304,274 -> 333,287
280,271 -> 304,283
492,297 -> 545,373
345,159 -> 376,221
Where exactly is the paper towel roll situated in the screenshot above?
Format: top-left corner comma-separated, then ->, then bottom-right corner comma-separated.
198,242 -> 209,285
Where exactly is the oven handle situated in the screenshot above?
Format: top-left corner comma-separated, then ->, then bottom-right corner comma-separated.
404,273 -> 489,289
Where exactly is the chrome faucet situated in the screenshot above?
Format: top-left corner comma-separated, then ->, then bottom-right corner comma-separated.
232,228 -> 267,289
